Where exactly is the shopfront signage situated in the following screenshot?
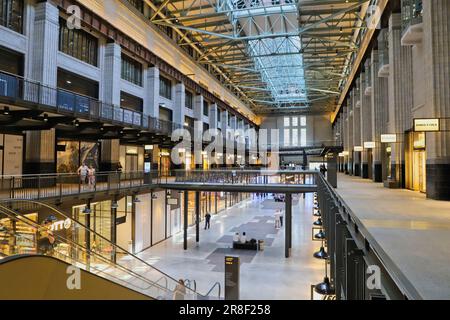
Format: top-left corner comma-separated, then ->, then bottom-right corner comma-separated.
381,134 -> 397,143
338,153 -> 345,157
364,141 -> 376,149
167,198 -> 178,205
50,218 -> 72,232
342,151 -> 349,156
414,118 -> 440,132
354,146 -> 363,152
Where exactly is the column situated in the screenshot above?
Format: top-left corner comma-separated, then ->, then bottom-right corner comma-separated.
348,96 -> 354,175
102,42 -> 121,106
343,107 -> 349,174
353,84 -> 361,176
387,13 -> 414,188
285,193 -> 292,258
193,95 -> 204,167
360,68 -> 372,179
423,0 -> 450,200
184,190 -> 188,250
371,50 -> 382,182
209,103 -> 219,129
173,83 -> 186,126
24,129 -> 56,174
195,191 -> 200,243
146,67 -> 160,118
30,1 -> 58,106
100,139 -> 120,171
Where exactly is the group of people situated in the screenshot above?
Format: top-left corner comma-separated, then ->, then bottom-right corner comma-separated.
274,210 -> 284,229
233,232 -> 247,244
77,163 -> 96,187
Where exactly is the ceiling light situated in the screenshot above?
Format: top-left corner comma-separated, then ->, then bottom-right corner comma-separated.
66,80 -> 72,84
3,107 -> 10,115
43,113 -> 49,122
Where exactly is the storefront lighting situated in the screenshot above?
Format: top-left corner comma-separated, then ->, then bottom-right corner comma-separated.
43,113 -> 49,122
145,145 -> 154,151
178,148 -> 186,153
3,107 -> 10,115
342,151 -> 349,156
111,201 -> 118,209
133,197 -> 141,203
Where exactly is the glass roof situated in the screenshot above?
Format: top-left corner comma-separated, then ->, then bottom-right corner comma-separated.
225,0 -> 307,105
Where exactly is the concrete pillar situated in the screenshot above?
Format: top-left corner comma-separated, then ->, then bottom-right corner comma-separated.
102,42 -> 122,106
423,0 -> 450,200
353,83 -> 362,177
209,103 -> 219,129
371,50 -> 383,182
221,109 -> 229,131
24,129 -> 56,174
285,193 -> 292,258
173,83 -> 186,126
230,115 -> 237,131
193,95 -> 204,166
100,139 -> 120,171
343,107 -> 349,174
348,94 -> 354,175
31,1 -> 59,105
146,67 -> 160,118
361,68 -> 373,179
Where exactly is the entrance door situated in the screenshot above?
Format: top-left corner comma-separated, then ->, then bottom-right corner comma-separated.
413,150 -> 426,193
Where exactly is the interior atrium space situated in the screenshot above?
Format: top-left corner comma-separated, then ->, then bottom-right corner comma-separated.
1,0 -> 450,309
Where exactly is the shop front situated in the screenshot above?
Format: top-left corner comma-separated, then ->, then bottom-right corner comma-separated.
57,140 -> 99,173
406,131 -> 426,193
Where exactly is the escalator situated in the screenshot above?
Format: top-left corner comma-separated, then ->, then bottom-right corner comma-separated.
0,199 -> 206,300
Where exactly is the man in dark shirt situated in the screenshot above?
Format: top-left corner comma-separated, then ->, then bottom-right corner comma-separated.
205,213 -> 211,230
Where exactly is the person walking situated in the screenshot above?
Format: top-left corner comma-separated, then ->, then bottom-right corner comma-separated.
274,210 -> 281,229
77,163 -> 89,186
204,212 -> 211,230
173,279 -> 187,300
88,165 -> 96,188
37,218 -> 55,255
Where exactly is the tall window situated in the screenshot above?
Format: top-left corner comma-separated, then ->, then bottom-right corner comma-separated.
59,18 -> 98,66
185,91 -> 193,109
159,76 -> 172,99
284,116 -> 307,147
203,100 -> 209,117
121,54 -> 142,86
0,0 -> 23,33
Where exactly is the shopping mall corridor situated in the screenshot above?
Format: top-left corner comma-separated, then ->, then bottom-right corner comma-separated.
335,173 -> 450,299
138,194 -> 324,300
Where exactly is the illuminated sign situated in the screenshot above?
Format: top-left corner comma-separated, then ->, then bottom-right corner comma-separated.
338,153 -> 345,157
414,118 -> 440,132
354,146 -> 363,152
364,141 -> 376,149
50,218 -> 72,232
381,134 -> 397,143
342,151 -> 349,156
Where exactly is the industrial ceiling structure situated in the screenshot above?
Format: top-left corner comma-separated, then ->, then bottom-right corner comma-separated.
148,0 -> 374,115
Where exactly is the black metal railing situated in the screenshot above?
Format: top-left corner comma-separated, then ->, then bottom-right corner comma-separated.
0,70 -> 192,137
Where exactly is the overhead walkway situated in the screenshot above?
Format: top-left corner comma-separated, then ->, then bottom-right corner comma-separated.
0,200 -> 217,300
0,170 -> 319,203
333,173 -> 450,299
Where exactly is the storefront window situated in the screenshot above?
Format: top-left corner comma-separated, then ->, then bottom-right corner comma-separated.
57,140 -> 99,173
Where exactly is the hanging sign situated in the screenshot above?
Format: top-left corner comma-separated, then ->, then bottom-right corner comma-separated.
414,118 -> 440,132
364,141 -> 376,149
381,134 -> 397,143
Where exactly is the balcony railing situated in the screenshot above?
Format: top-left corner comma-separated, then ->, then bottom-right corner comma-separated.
0,71 -> 189,137
401,0 -> 423,34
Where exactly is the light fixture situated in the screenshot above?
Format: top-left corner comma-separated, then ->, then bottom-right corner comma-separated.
82,207 -> 91,214
313,217 -> 323,226
100,126 -> 104,131
66,80 -> 72,84
3,107 -> 10,115
314,229 -> 326,239
133,197 -> 141,203
43,113 -> 49,122
314,261 -> 335,295
313,246 -> 329,260
313,210 -> 321,217
152,194 -> 158,200
111,201 -> 118,209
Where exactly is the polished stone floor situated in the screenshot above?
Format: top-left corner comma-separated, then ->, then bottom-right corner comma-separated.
138,194 -> 324,300
336,173 -> 450,299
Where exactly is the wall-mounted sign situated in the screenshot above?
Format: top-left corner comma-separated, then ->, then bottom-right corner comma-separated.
381,134 -> 397,143
354,146 -> 363,152
116,215 -> 127,225
364,141 -> 376,149
414,118 -> 440,132
167,198 -> 178,205
50,218 -> 72,232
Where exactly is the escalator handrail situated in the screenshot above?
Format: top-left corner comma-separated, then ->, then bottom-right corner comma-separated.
0,206 -> 170,294
206,281 -> 221,298
0,199 -> 202,297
